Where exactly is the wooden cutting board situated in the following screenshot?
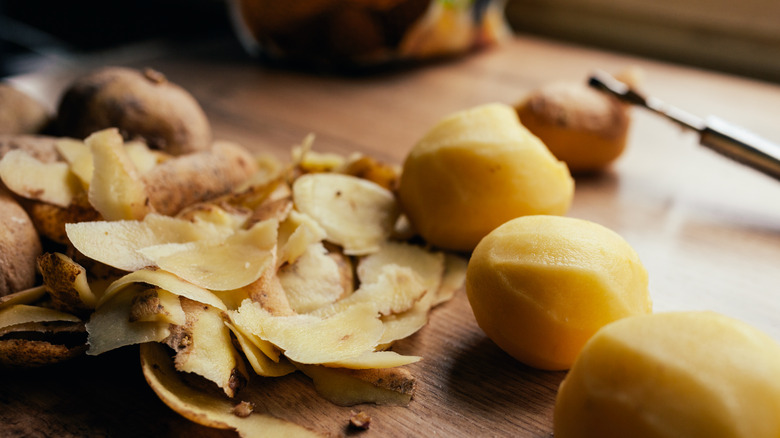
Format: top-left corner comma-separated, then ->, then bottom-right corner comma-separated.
3,34 -> 780,437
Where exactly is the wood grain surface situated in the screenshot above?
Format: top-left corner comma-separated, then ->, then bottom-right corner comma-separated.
3,34 -> 780,437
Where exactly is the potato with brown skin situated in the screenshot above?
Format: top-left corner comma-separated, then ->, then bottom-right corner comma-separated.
0,84 -> 52,135
57,67 -> 212,156
18,196 -> 100,245
515,69 -> 642,173
0,187 -> 42,297
142,141 -> 259,216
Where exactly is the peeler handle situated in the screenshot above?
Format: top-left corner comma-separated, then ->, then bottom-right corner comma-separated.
700,116 -> 780,181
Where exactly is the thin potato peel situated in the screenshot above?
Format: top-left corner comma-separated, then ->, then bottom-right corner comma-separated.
0,149 -> 81,207
140,343 -> 321,437
297,363 -> 416,407
2,125 -> 468,435
231,301 -> 384,364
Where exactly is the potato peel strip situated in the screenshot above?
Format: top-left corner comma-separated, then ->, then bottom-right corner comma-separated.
140,343 -> 321,437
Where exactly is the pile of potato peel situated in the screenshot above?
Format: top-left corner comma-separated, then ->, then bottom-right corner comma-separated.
0,68 -> 467,436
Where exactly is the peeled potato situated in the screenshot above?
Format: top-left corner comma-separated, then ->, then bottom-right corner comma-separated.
398,103 -> 574,251
466,215 -> 651,370
554,311 -> 780,438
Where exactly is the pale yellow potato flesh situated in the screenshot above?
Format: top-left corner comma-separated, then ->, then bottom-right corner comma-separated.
378,286 -> 436,347
308,264 -> 426,318
101,268 -> 226,311
226,321 -> 296,377
0,286 -> 48,309
86,128 -> 151,221
323,350 -> 421,369
128,288 -> 185,325
276,210 -> 327,267
292,173 -> 399,255
398,102 -> 574,251
139,219 -> 277,291
554,311 -> 780,438
54,138 -> 92,188
0,149 -> 81,207
297,363 -> 416,407
86,287 -> 170,356
466,215 -> 651,370
278,243 -> 346,314
433,253 -> 468,306
66,213 -> 232,272
168,299 -> 245,398
357,241 -> 444,296
231,301 -> 384,364
0,304 -> 81,329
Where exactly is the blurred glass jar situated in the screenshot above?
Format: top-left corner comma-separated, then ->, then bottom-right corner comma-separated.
230,0 -> 509,69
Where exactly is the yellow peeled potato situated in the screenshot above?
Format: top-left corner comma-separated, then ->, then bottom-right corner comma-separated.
554,311 -> 780,438
398,103 -> 574,251
466,215 -> 651,370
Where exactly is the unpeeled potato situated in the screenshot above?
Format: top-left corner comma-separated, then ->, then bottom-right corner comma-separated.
515,70 -> 641,173
0,84 -> 52,135
0,188 -> 42,297
57,67 -> 212,156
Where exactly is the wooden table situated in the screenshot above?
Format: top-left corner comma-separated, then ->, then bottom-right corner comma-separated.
3,34 -> 780,437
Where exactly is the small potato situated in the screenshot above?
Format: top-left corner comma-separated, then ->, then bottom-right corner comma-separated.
57,67 -> 212,155
0,84 -> 52,135
0,188 -> 42,297
516,82 -> 629,173
515,69 -> 642,173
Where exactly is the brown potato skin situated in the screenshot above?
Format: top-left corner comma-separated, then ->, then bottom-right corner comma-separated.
143,141 -> 259,216
0,134 -> 62,163
18,196 -> 101,245
515,83 -> 630,173
56,67 -> 212,156
0,84 -> 52,135
0,188 -> 42,296
0,339 -> 86,368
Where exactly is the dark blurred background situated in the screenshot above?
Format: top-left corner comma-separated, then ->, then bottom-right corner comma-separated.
0,0 -> 235,77
2,0 -> 779,82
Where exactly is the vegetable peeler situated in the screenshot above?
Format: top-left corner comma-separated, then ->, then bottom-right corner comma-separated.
588,70 -> 780,181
